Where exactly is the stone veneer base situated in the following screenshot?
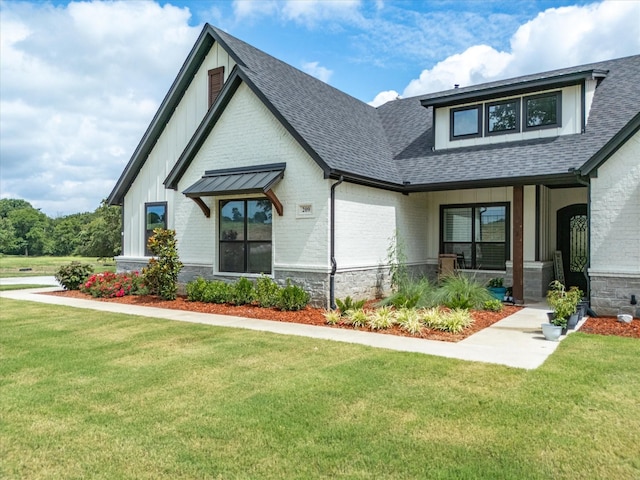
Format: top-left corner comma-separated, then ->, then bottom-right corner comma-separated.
589,274 -> 640,317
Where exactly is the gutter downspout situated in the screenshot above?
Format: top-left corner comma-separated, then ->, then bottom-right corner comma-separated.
329,176 -> 344,310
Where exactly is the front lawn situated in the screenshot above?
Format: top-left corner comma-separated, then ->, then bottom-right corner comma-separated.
0,255 -> 115,278
1,299 -> 638,479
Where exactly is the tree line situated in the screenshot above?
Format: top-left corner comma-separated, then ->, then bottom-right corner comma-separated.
0,198 -> 121,257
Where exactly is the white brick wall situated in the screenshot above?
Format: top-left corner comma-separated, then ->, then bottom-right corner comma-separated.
590,131 -> 640,275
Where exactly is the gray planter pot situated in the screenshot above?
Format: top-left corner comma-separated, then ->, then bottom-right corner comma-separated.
541,323 -> 563,341
567,312 -> 580,330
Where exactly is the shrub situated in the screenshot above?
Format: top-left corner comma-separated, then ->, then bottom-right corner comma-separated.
230,277 -> 255,305
324,309 -> 342,325
346,308 -> 368,327
55,261 -> 94,290
277,280 -> 310,311
81,271 -> 143,298
483,299 -> 504,312
439,309 -> 474,334
421,307 -> 444,329
143,228 -> 183,300
433,274 -> 492,310
186,277 -> 208,302
202,281 -> 232,304
368,306 -> 395,330
379,277 -> 433,309
255,275 -> 281,308
395,308 -> 423,335
335,296 -> 366,315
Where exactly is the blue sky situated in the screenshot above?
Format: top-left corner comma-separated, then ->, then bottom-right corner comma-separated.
1,0 -> 639,216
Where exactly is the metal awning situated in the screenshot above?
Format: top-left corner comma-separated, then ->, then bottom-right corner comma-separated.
182,163 -> 285,217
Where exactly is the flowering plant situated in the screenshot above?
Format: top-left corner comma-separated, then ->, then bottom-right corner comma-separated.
80,271 -> 145,298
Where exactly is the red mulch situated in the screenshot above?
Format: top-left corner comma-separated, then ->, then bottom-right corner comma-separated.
44,290 -> 521,343
44,291 -> 640,341
580,316 -> 640,339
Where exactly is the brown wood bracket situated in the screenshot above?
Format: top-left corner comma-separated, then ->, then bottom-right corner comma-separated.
190,197 -> 210,218
264,189 -> 283,216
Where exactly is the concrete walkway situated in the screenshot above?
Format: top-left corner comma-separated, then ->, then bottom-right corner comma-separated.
0,278 -> 584,370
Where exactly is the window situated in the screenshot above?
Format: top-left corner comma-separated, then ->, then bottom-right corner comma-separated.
219,199 -> 272,274
208,66 -> 225,108
441,203 -> 509,270
524,91 -> 561,130
145,202 -> 167,256
486,99 -> 520,135
450,105 -> 482,139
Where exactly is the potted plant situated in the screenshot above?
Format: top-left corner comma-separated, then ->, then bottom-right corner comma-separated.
487,277 -> 507,301
543,281 -> 581,340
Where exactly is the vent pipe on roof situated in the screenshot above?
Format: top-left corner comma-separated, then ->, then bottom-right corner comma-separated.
454,84 -> 459,89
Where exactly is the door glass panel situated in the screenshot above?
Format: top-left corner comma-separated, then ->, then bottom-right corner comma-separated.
570,214 -> 588,273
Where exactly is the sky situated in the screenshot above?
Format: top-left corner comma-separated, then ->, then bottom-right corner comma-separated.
1,0 -> 639,217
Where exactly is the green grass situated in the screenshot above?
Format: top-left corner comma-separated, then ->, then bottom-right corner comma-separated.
0,284 -> 53,291
0,255 -> 116,278
1,299 -> 639,479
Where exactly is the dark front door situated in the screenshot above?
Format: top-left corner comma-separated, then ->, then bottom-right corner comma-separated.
557,204 -> 588,293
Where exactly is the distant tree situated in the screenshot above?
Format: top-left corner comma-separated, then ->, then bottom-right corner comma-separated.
52,212 -> 94,256
0,198 -> 33,218
0,217 -> 18,253
76,200 -> 121,258
6,206 -> 51,255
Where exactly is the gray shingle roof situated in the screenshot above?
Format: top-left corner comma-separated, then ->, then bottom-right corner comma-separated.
108,24 -> 640,205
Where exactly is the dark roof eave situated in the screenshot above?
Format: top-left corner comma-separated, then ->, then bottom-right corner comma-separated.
107,25 -> 217,205
420,70 -> 607,108
402,172 -> 581,193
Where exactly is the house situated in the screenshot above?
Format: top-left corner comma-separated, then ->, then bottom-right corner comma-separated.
107,24 -> 640,315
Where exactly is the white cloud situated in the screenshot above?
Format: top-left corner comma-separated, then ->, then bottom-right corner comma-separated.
302,61 -> 333,83
282,0 -> 361,26
392,1 -> 640,100
232,0 -> 278,19
368,90 -> 400,107
0,1 -> 201,216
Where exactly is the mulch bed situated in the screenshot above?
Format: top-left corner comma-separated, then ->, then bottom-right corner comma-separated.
580,316 -> 640,338
45,291 -> 640,341
45,290 -> 521,342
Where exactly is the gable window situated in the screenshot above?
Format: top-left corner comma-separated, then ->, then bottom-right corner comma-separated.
486,99 -> 520,135
450,105 -> 482,140
145,202 -> 167,256
208,66 -> 225,108
524,91 -> 561,130
440,203 -> 509,270
219,199 -> 272,274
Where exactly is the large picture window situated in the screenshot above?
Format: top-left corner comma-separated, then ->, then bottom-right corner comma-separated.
524,91 -> 561,130
219,199 -> 272,274
486,99 -> 520,135
145,202 -> 167,256
440,203 -> 509,270
450,105 -> 482,139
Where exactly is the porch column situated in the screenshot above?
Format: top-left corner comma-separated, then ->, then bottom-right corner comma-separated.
513,185 -> 524,303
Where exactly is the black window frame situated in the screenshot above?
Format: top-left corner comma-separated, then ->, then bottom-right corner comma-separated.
450,104 -> 482,140
485,98 -> 521,136
144,201 -> 167,256
440,202 -> 510,270
218,198 -> 273,274
523,91 -> 562,131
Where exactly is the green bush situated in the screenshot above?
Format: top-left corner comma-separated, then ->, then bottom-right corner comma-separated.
379,277 -> 433,309
433,274 -> 492,310
335,296 -> 366,315
324,309 -> 342,325
186,277 -> 208,302
277,280 -> 310,311
420,307 -> 444,329
345,308 -> 368,327
143,228 -> 183,300
439,309 -> 474,333
203,281 -> 232,304
255,275 -> 281,308
483,299 -> 504,312
395,308 -> 423,335
367,306 -> 395,330
55,261 -> 94,290
231,277 -> 255,306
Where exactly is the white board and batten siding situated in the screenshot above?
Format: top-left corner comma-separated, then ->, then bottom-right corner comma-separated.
122,43 -> 236,257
